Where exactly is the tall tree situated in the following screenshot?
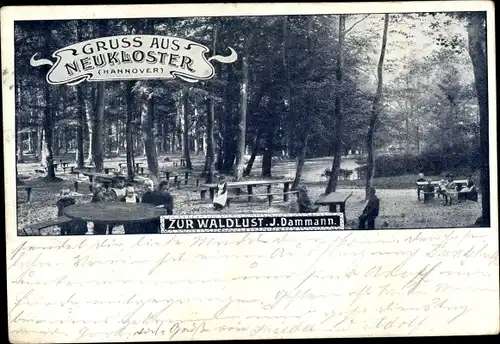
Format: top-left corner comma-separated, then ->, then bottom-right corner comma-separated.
140,85 -> 160,181
325,15 -> 346,194
91,83 -> 105,172
467,12 -> 489,226
76,86 -> 86,168
365,14 -> 389,197
292,17 -> 315,190
233,31 -> 252,180
125,81 -> 136,180
181,87 -> 193,169
202,22 -> 218,183
41,22 -> 57,180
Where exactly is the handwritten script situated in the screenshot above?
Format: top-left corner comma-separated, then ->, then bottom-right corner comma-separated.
7,229 -> 499,342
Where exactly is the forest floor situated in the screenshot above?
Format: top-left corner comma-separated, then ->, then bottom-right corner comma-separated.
15,152 -> 482,235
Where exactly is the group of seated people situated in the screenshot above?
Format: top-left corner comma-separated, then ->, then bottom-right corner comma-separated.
417,172 -> 478,205
57,176 -> 174,235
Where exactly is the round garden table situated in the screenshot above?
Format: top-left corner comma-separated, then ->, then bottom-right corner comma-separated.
64,202 -> 168,225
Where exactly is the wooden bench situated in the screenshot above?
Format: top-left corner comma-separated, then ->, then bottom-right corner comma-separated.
62,165 -> 76,173
17,185 -> 33,203
73,180 -> 93,192
24,215 -> 73,235
226,190 -> 299,207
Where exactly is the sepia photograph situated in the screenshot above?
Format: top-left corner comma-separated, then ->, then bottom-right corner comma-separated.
13,10 -> 490,235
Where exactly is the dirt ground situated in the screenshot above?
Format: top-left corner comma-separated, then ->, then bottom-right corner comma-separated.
15,153 -> 482,235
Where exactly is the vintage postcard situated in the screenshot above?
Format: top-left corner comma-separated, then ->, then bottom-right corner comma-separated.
3,1 -> 499,342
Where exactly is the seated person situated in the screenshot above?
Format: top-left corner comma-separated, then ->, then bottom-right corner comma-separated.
444,176 -> 458,206
459,175 -> 478,202
90,183 -> 108,235
56,196 -> 87,235
358,187 -> 379,229
120,186 -> 142,234
108,176 -> 127,201
213,181 -> 228,210
422,180 -> 435,203
297,185 -> 319,213
437,178 -> 448,198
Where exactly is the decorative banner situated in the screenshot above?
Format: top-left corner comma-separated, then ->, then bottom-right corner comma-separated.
30,35 -> 238,85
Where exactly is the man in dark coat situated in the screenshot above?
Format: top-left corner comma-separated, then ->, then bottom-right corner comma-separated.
297,186 -> 319,213
141,181 -> 174,233
358,187 -> 380,229
56,197 -> 87,235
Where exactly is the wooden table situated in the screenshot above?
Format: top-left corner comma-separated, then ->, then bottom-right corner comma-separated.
416,181 -> 440,201
315,191 -> 353,224
162,169 -> 196,186
64,202 -> 167,227
82,172 -> 112,183
202,179 -> 294,202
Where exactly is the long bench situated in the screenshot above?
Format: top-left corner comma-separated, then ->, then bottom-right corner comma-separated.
24,215 -> 73,235
226,190 -> 299,207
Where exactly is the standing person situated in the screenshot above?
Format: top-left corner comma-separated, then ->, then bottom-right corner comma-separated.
358,187 -> 380,229
91,183 -> 108,235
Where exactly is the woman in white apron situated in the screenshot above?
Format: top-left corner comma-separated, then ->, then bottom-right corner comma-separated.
213,181 -> 228,210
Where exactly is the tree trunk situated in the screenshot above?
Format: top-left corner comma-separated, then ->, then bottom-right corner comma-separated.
365,14 -> 389,198
16,77 -> 24,163
326,15 -> 346,194
91,83 -> 105,172
43,89 -> 56,179
233,32 -> 252,181
86,89 -> 94,163
76,86 -> 85,168
292,17 -> 315,190
243,131 -> 261,177
203,96 -> 216,182
181,87 -> 193,169
467,13 -> 489,226
291,131 -> 310,190
282,15 -> 292,161
141,91 -> 159,182
37,126 -> 43,162
126,81 -> 136,180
